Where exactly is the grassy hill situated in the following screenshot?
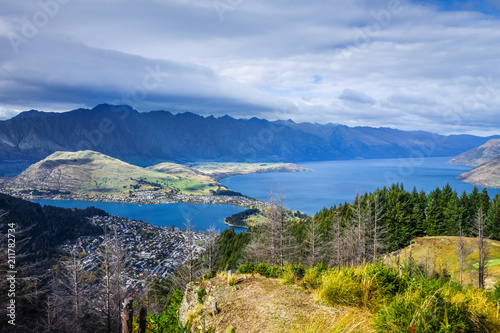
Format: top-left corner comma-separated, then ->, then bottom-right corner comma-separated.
389,236 -> 500,288
2,150 -> 225,197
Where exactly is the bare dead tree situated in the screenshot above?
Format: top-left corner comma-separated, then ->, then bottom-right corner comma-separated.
204,225 -> 219,274
97,228 -> 127,333
266,189 -> 289,267
473,208 -> 489,289
185,219 -> 195,283
371,195 -> 385,262
456,225 -> 473,285
329,216 -> 343,267
305,217 -> 322,267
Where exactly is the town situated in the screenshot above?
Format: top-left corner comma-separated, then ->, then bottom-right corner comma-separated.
0,188 -> 266,208
61,215 -> 213,292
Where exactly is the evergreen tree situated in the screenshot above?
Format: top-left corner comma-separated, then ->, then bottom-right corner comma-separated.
486,194 -> 500,240
424,188 -> 443,236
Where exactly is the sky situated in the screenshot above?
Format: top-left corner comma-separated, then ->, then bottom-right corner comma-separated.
1,0 -> 500,136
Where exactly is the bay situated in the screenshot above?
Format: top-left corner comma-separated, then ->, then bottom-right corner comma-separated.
31,199 -> 247,233
221,157 -> 500,215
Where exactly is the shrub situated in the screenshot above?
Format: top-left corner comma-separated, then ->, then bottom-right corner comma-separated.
268,265 -> 282,277
374,288 -> 478,332
197,287 -> 207,304
238,262 -> 255,274
224,325 -> 236,333
203,270 -> 216,280
490,281 -> 500,303
255,263 -> 270,277
281,265 -> 298,285
315,266 -> 384,309
228,274 -> 238,286
290,263 -> 306,279
302,268 -> 323,290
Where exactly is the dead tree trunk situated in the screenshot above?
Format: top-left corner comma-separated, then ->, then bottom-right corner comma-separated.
121,298 -> 133,333
139,307 -> 147,333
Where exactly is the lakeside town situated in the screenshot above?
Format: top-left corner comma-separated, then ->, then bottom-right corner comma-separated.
0,188 -> 266,208
61,215 -> 213,293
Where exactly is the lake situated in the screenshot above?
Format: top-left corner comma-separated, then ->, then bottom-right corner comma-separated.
34,157 -> 500,230
221,157 -> 500,215
31,200 -> 248,233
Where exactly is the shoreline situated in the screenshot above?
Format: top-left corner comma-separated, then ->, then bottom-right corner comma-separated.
0,189 -> 267,209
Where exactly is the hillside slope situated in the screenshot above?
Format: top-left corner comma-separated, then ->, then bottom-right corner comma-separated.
448,138 -> 500,166
179,275 -> 373,333
391,236 -> 500,288
2,150 -> 224,197
457,156 -> 500,189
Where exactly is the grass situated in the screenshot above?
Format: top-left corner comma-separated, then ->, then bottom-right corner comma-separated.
389,236 -> 500,289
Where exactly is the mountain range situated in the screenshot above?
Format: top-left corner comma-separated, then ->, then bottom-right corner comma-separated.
1,104 -> 498,175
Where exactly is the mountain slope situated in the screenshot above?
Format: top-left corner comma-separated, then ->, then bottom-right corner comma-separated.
457,156 -> 500,189
391,236 -> 500,288
448,138 -> 500,166
0,104 -> 497,176
2,150 -> 224,197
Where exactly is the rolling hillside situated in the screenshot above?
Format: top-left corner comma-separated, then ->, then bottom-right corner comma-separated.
391,236 -> 500,288
2,150 -> 225,197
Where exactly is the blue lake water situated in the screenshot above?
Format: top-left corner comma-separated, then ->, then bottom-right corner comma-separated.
221,157 -> 500,215
34,157 -> 500,230
31,200 -> 248,233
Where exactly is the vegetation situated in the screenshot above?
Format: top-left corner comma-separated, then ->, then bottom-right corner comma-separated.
225,208 -> 260,226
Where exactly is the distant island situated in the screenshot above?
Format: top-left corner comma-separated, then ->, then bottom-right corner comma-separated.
0,150 -> 311,207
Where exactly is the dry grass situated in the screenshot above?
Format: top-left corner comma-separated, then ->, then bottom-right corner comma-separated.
388,236 -> 500,288
184,275 -> 351,333
227,274 -> 238,286
290,307 -> 375,333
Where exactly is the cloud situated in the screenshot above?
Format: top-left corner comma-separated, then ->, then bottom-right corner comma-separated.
0,0 -> 499,135
339,89 -> 377,105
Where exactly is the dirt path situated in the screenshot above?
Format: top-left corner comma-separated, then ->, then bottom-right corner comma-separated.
187,275 -> 371,333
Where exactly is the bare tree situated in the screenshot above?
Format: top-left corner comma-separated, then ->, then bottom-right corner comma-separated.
473,208 -> 489,289
204,225 -> 219,274
170,219 -> 202,290
266,189 -> 289,267
305,217 -> 322,267
329,216 -> 343,267
456,225 -> 473,285
371,195 -> 385,262
97,228 -> 127,333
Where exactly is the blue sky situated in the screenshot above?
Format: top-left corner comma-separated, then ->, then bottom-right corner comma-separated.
0,0 -> 500,136
416,0 -> 500,15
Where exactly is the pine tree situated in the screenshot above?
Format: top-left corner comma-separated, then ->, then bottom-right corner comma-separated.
486,194 -> 500,240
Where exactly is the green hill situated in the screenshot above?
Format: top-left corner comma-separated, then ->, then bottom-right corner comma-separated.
2,150 -> 225,197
